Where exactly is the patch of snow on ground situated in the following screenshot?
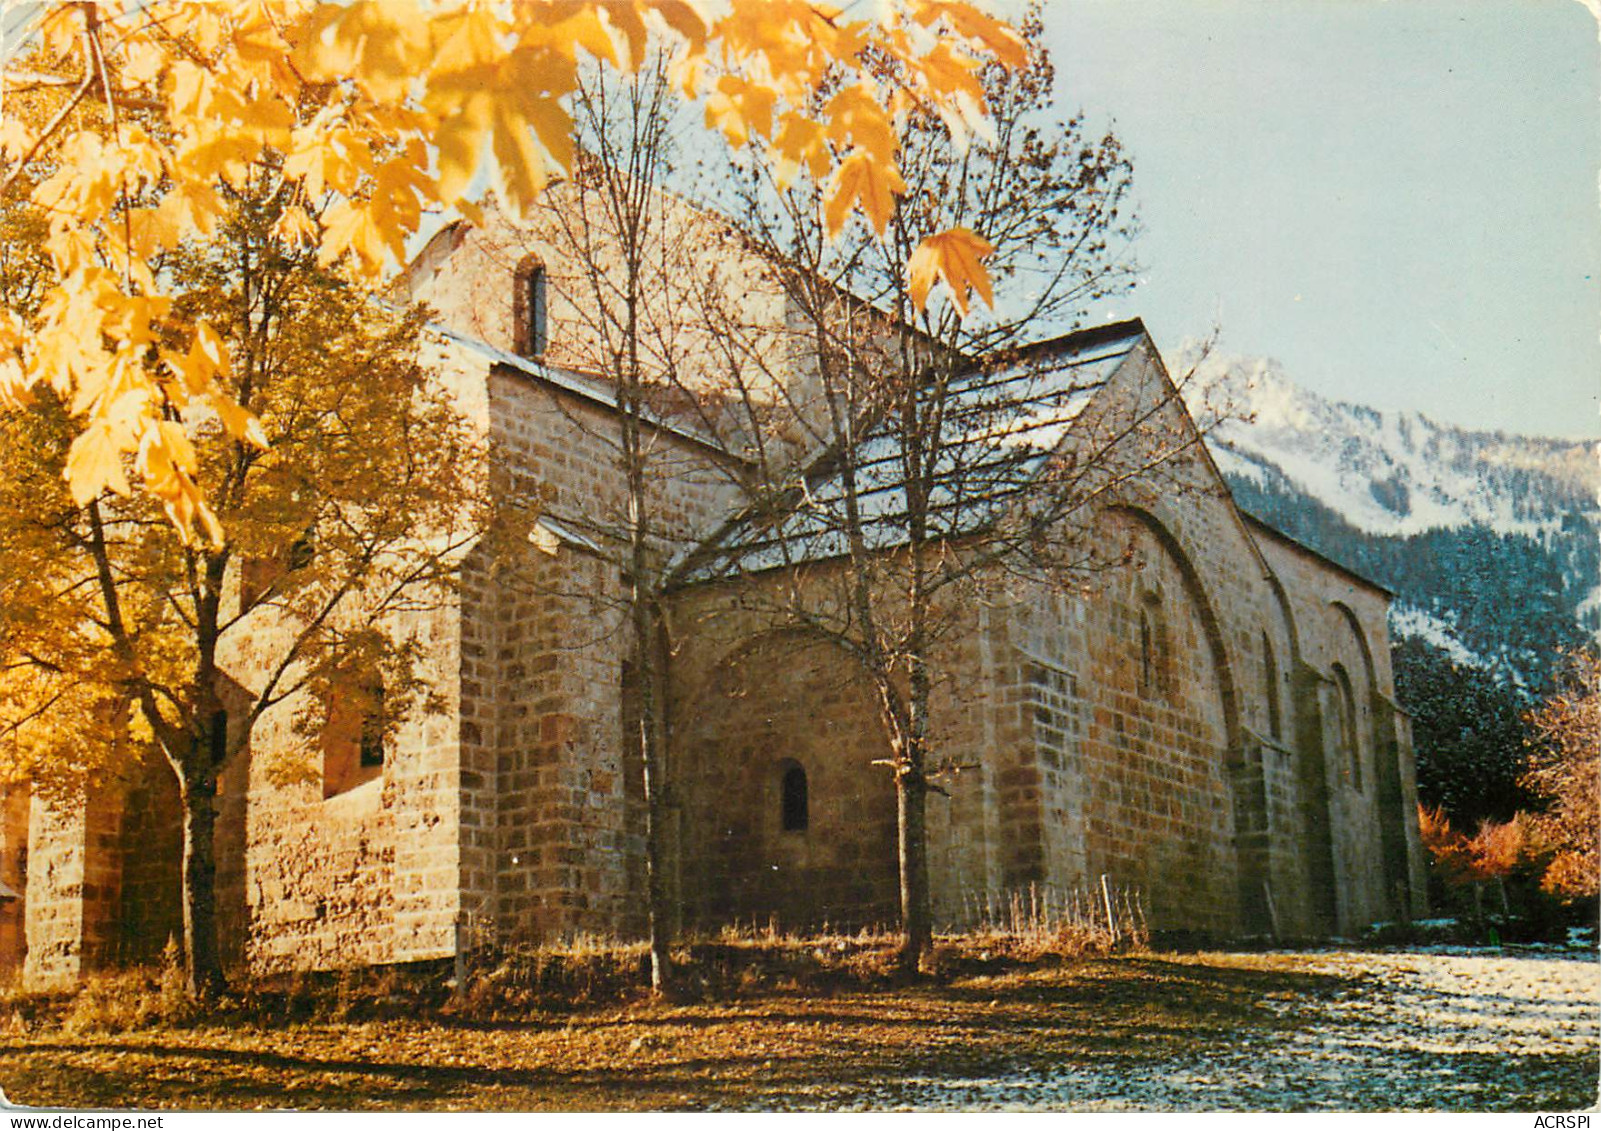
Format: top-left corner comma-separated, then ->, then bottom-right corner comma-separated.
758,950 -> 1600,1112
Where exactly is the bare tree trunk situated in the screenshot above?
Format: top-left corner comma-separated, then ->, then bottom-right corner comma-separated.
631,595 -> 672,992
896,753 -> 932,966
177,755 -> 226,997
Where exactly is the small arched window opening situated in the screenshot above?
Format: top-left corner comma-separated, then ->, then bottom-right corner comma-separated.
515,257 -> 548,358
780,761 -> 809,832
1262,632 -> 1282,741
1137,591 -> 1167,698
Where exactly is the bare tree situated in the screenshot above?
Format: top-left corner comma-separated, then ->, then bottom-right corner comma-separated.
497,58 -> 723,993
666,12 -> 1215,966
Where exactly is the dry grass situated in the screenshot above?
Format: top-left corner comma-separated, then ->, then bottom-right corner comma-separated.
0,949 -> 1592,1112
0,919 -> 1139,1038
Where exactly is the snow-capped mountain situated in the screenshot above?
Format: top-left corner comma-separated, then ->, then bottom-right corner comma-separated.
1185,353 -> 1599,690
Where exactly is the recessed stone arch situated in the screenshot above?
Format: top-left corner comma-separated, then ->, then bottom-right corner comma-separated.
1330,601 -> 1379,700
1109,506 -> 1241,757
1076,506 -> 1260,933
1330,600 -> 1411,913
672,628 -> 898,933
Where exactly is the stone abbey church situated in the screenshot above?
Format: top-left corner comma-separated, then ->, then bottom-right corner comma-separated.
0,196 -> 1426,987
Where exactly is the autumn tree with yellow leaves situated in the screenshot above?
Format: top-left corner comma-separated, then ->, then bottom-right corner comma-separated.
0,0 -> 1023,540
0,179 -> 490,994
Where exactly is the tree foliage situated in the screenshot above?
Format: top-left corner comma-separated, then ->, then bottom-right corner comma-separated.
1,0 -> 1024,542
1393,635 -> 1538,829
0,176 -> 488,993
676,9 -> 1164,963
1522,649 -> 1600,899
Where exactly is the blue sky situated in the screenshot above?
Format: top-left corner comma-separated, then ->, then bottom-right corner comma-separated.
6,2 -> 1595,438
1040,0 -> 1601,440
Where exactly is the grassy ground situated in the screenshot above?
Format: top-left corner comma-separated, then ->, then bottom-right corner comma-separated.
1,944 -> 1595,1112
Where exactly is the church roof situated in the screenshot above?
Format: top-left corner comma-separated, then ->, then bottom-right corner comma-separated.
1239,511 -> 1394,598
675,320 -> 1149,582
427,322 -> 735,456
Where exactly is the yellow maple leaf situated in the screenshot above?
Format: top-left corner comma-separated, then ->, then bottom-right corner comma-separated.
156,178 -> 224,238
65,422 -> 133,505
915,43 -> 992,149
772,112 -> 830,189
650,1 -> 710,57
212,393 -> 270,450
163,320 -> 232,396
912,1 -> 1028,69
272,205 -> 319,248
706,75 -> 776,149
295,0 -> 433,102
426,38 -> 575,213
823,149 -> 905,239
137,424 -> 222,547
824,84 -> 896,167
906,226 -> 994,317
318,200 -> 396,274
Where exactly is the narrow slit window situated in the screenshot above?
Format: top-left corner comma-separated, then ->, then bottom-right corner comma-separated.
1262,632 -> 1282,740
359,684 -> 386,768
780,762 -> 808,832
517,258 -> 548,357
1332,663 -> 1361,790
1137,591 -> 1167,698
1139,609 -> 1154,694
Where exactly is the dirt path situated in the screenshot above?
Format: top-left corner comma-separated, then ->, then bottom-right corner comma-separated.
1,948 -> 1594,1112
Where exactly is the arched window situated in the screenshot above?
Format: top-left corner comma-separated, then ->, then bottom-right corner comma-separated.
1139,608 -> 1154,693
1262,632 -> 1282,740
780,761 -> 809,832
515,257 -> 548,357
1137,591 -> 1167,698
1331,663 -> 1361,790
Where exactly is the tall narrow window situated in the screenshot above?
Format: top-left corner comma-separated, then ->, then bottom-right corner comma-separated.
1137,591 -> 1167,698
515,257 -> 548,358
1262,632 -> 1282,740
358,684 -> 386,768
1139,609 -> 1154,694
780,761 -> 809,831
1332,663 -> 1361,790
209,709 -> 229,765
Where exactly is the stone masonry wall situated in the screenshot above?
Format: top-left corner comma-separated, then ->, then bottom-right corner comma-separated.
666,569 -> 1026,936
672,629 -> 900,932
21,784 -> 124,989
0,786 -> 28,979
402,193 -> 805,427
460,365 -> 744,944
115,754 -> 182,965
210,598 -> 464,975
1251,523 -> 1426,931
658,347 -> 1419,943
